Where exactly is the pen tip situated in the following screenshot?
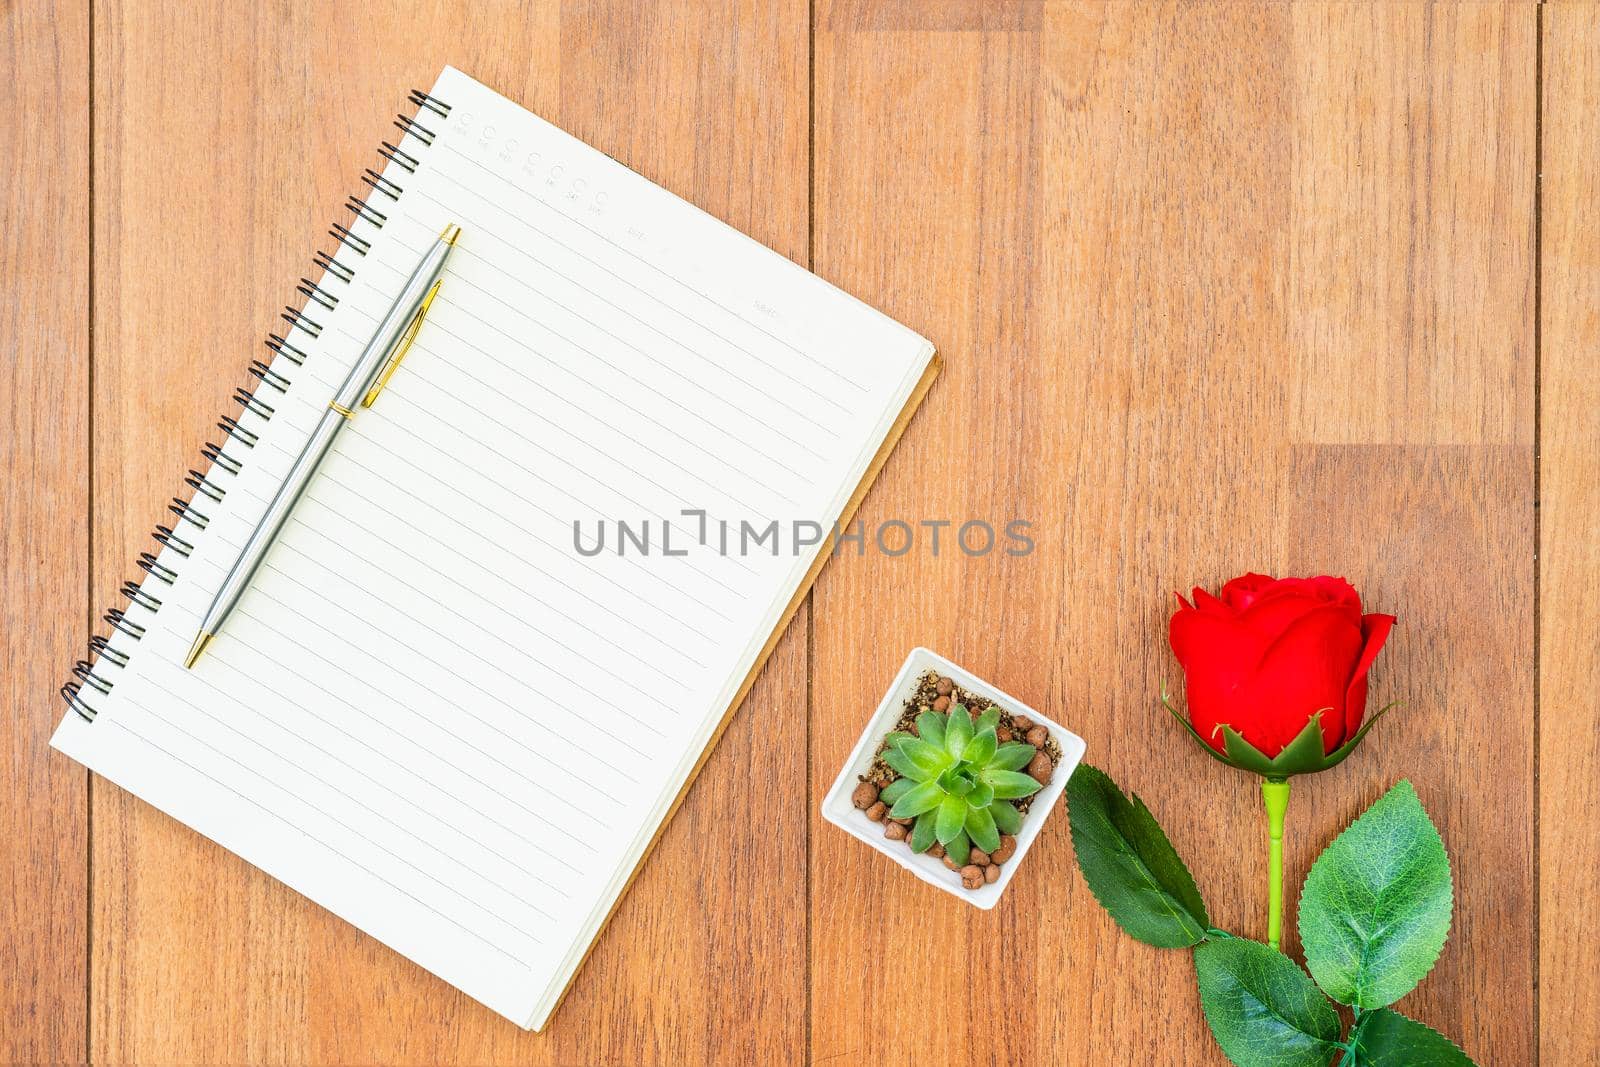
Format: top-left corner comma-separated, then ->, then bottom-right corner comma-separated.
184,631 -> 214,670
440,223 -> 462,246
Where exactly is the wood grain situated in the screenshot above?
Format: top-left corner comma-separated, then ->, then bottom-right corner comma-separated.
4,0 -> 1581,1062
0,0 -> 90,1061
1540,5 -> 1600,1063
809,3 -> 1533,1064
90,1 -> 807,1062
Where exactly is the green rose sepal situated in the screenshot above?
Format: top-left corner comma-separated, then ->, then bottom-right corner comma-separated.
1162,693 -> 1398,778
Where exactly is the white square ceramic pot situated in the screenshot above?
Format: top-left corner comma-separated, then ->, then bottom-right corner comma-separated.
822,647 -> 1087,908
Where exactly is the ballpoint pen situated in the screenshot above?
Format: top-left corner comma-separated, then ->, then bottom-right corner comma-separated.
183,222 -> 462,668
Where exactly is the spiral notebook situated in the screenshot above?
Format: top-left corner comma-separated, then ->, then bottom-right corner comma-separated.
52,66 -> 937,1030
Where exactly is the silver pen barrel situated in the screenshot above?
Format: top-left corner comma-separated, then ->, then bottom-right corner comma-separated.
185,224 -> 460,667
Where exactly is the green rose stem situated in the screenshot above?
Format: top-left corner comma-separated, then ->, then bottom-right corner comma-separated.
1262,776 -> 1291,949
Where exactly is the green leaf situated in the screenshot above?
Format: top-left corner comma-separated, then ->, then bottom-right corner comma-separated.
939,768 -> 974,796
915,711 -> 947,749
966,781 -> 994,810
900,737 -> 953,777
1065,764 -> 1209,948
879,777 -> 916,805
945,829 -> 971,867
944,707 -> 973,761
964,803 -> 1000,854
1194,938 -> 1342,1067
881,746 -> 931,782
1299,780 -> 1452,1009
981,768 -> 1043,799
1350,1008 -> 1477,1066
936,792 -> 967,845
882,730 -> 918,751
963,728 -> 998,768
989,799 -> 1022,835
889,779 -> 946,820
975,707 -> 1001,735
910,810 -> 938,853
990,741 -> 1036,771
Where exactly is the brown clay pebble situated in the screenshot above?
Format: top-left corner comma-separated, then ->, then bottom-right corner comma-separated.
1011,715 -> 1035,732
970,848 -> 991,867
932,695 -> 951,712
942,855 -> 960,871
884,821 -> 908,841
1026,725 -> 1048,747
929,842 -> 946,858
865,801 -> 887,823
960,865 -> 984,890
1027,751 -> 1055,785
852,781 -> 879,810
984,863 -> 1001,884
992,834 -> 1017,864
935,676 -> 955,696
892,816 -> 913,827
996,726 -> 1013,742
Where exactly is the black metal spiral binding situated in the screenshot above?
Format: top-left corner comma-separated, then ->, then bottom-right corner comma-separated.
61,86 -> 450,723
153,524 -> 193,557
201,441 -> 243,475
89,634 -> 130,668
264,333 -> 309,366
185,468 -> 226,503
138,550 -> 179,584
296,276 -> 339,311
330,221 -> 371,256
248,359 -> 293,393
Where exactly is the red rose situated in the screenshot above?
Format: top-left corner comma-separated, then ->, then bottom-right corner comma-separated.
1169,573 -> 1395,759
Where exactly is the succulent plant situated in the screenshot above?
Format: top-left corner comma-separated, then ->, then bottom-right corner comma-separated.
879,705 -> 1042,866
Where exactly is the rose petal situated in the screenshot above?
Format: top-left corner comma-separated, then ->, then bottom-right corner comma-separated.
1307,575 -> 1363,609
1169,609 -> 1272,753
1191,586 -> 1232,617
1343,612 -> 1396,738
1220,572 -> 1276,610
1225,603 -> 1365,756
1237,592 -> 1334,644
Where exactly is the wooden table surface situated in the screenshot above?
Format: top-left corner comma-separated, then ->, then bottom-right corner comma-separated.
3,2 -> 1595,1064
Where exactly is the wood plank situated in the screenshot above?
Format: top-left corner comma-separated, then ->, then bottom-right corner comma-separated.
90,1 -> 807,1061
0,0 -> 91,1061
1539,4 -> 1600,1062
809,2 -> 1533,1063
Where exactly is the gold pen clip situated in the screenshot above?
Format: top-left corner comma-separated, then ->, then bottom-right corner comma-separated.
362,278 -> 442,408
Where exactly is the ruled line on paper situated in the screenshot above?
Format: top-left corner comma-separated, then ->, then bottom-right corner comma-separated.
193,649 -> 591,883
182,473 -> 688,737
429,144 -> 873,394
228,604 -> 627,831
215,394 -> 735,642
387,218 -> 853,420
340,292 -> 805,512
106,713 -> 543,965
414,312 -> 816,485
379,201 -> 837,459
152,543 -> 646,793
322,446 -> 711,664
270,334 -> 757,611
416,301 -> 819,481
132,678 -> 569,914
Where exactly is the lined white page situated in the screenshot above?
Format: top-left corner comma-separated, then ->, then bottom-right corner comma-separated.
53,65 -> 933,1029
